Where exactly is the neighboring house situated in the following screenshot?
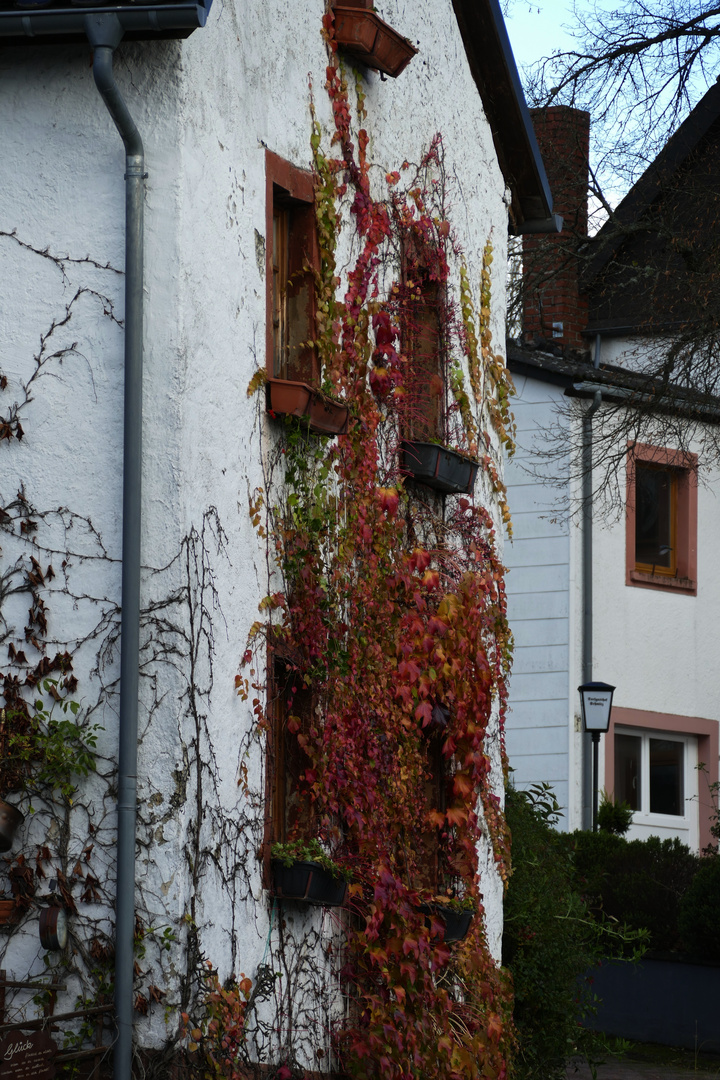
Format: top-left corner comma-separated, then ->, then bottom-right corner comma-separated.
504,100 -> 720,853
0,1 -> 554,1076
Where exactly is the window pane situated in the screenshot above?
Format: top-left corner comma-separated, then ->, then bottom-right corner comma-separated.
405,273 -> 444,441
272,207 -> 289,378
649,738 -> 683,816
615,734 -> 641,810
635,465 -> 674,568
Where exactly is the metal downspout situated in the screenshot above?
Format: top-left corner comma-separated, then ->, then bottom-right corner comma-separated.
85,15 -> 145,1078
580,334 -> 602,829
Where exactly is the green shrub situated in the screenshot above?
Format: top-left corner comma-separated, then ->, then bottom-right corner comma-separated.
597,792 -> 633,836
570,831 -> 699,952
504,785 -> 641,1080
269,837 -> 352,880
678,855 -> 720,961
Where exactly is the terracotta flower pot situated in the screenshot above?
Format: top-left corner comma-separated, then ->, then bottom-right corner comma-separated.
332,7 -> 418,78
267,379 -> 349,436
0,799 -> 24,853
401,440 -> 479,495
0,899 -> 16,926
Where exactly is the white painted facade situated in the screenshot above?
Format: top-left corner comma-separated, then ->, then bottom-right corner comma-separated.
504,347 -> 720,850
504,373 -> 576,824
0,0 -> 518,1063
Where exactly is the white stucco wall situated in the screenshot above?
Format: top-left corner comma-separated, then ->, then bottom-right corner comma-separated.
591,474 -> 720,725
0,0 -> 513,1057
588,337 -> 720,727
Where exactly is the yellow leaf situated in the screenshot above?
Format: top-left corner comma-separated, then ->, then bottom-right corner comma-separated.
246,369 -> 267,397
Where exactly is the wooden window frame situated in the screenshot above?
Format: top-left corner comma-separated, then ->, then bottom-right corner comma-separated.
265,150 -> 319,384
634,462 -> 677,577
400,244 -> 446,444
625,443 -> 698,594
415,731 -> 449,894
263,648 -> 316,886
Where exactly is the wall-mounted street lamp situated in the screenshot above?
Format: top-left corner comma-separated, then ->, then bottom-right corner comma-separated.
578,681 -> 615,832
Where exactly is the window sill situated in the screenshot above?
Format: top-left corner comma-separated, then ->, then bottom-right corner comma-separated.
631,811 -> 692,827
627,569 -> 697,595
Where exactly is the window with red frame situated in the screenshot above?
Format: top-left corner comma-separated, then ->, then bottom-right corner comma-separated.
626,444 -> 698,594
413,728 -> 451,892
400,253 -> 446,442
266,658 -> 316,848
265,150 -> 319,384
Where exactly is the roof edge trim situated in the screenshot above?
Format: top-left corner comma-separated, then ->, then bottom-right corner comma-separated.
452,0 -> 554,230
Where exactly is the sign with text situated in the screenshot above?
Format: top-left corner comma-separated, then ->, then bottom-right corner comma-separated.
0,1030 -> 57,1080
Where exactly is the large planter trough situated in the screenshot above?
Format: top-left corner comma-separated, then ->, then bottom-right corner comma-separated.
401,440 -> 479,495
267,379 -> 349,436
332,6 -> 417,78
271,859 -> 347,908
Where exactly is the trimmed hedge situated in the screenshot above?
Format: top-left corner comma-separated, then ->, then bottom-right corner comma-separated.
569,831 -> 699,954
505,784 -> 719,1080
504,787 -> 630,1080
678,855 -> 720,962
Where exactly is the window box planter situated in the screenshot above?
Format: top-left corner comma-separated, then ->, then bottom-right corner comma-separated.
267,379 -> 349,436
332,6 -> 418,78
420,902 -> 474,944
401,440 -> 479,495
271,859 -> 347,908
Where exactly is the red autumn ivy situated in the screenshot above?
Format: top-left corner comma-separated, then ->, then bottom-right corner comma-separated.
241,17 -> 516,1080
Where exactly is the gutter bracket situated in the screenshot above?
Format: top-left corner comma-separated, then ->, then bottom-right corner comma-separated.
84,10 -> 123,47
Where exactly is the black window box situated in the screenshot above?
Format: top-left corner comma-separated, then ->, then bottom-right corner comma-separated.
419,902 -> 474,943
271,859 -> 347,908
401,440 -> 479,495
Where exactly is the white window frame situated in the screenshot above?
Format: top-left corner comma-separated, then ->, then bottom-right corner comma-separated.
615,725 -> 698,849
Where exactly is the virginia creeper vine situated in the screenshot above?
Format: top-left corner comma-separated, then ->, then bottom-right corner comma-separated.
239,14 -> 518,1080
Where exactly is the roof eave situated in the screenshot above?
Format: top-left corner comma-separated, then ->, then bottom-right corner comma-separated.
452,0 -> 558,234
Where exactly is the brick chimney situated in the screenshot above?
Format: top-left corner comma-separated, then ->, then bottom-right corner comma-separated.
523,106 -> 590,350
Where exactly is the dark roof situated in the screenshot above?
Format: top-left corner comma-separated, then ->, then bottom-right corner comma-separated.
585,80 -> 720,285
452,0 -> 559,235
507,341 -> 720,422
0,0 -> 211,45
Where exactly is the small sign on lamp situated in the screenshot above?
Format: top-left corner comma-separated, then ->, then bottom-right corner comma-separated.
578,681 -> 615,734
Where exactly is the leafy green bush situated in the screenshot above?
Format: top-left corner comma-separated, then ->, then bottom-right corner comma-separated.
2,679 -> 99,803
597,792 -> 633,835
504,785 -> 643,1080
678,855 -> 720,961
570,831 -> 699,952
270,837 -> 351,880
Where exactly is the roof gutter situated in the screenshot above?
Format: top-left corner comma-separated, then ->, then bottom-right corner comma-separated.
0,1 -> 209,44
3,7 -> 211,1075
519,214 -> 564,234
85,15 -> 145,1080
